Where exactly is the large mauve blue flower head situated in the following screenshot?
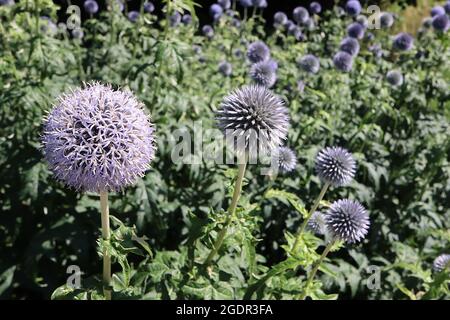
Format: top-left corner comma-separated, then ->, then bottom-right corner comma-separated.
315,146 -> 356,186
274,12 -> 288,25
345,0 -> 361,16
275,146 -> 297,173
298,54 -> 320,74
216,85 -> 289,156
128,11 -> 139,23
202,25 -> 214,38
84,0 -> 99,14
210,4 -> 223,19
250,61 -> 277,88
169,11 -> 182,27
239,0 -> 252,8
309,2 -> 322,14
347,22 -> 365,39
340,37 -> 360,56
432,14 -> 450,32
386,70 -> 403,86
333,51 -> 353,72
42,83 -> 156,193
218,0 -> 231,10
293,6 -> 310,24
247,41 -> 270,63
219,61 -> 232,77
431,5 -> 446,17
380,12 -> 394,28
393,32 -> 414,51
433,254 -> 450,272
143,2 -> 154,13
181,14 -> 192,25
324,199 -> 370,244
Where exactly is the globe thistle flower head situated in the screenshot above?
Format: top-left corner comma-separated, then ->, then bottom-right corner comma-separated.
431,5 -> 445,17
380,12 -> 394,28
247,41 -> 270,63
219,61 -> 232,77
365,32 -> 375,42
181,14 -> 192,25
128,11 -> 139,23
393,32 -> 414,51
72,28 -> 84,39
143,2 -> 154,13
252,0 -> 267,8
218,0 -> 231,10
239,0 -> 252,8
356,15 -> 368,28
345,0 -> 361,16
215,85 -> 289,156
309,2 -> 322,14
432,14 -> 450,32
250,61 -> 277,88
0,0 -> 14,5
324,199 -> 370,244
210,4 -> 223,19
234,48 -> 243,58
169,11 -> 181,27
293,6 -> 310,24
340,37 -> 360,56
433,254 -> 450,272
84,0 -> 99,14
274,12 -> 288,26
386,70 -> 403,87
315,146 -> 356,186
40,17 -> 57,35
347,22 -> 365,39
333,51 -> 353,72
42,83 -> 156,193
307,211 -> 326,235
202,25 -> 214,38
275,146 -> 297,174
298,54 -> 320,74
445,2 -> 450,14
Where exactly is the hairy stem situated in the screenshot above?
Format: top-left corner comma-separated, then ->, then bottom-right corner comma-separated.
100,191 -> 112,300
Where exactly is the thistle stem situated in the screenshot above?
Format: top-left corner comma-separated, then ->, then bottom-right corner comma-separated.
298,239 -> 335,300
100,191 -> 112,300
292,182 -> 330,252
204,159 -> 247,265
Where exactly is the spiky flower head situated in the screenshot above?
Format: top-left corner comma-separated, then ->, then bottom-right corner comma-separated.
325,199 -> 369,244
143,2 -> 154,13
42,83 -> 156,193
209,4 -> 223,19
307,211 -> 326,235
252,0 -> 267,8
298,54 -> 320,74
333,51 -> 353,72
386,70 -> 403,86
380,12 -> 394,28
393,32 -> 414,51
215,85 -> 289,156
433,254 -> 450,272
72,28 -> 84,39
239,0 -> 252,8
293,6 -> 310,24
219,61 -> 232,77
340,37 -> 360,56
128,11 -> 139,23
181,14 -> 192,25
274,12 -> 288,25
431,5 -> 445,17
84,0 -> 99,14
218,0 -> 231,10
315,146 -> 356,186
247,41 -> 270,64
432,14 -> 449,32
169,11 -> 181,27
250,61 -> 277,88
309,2 -> 322,14
275,146 -> 297,173
202,25 -> 214,38
445,1 -> 450,14
347,22 -> 365,39
345,0 -> 361,16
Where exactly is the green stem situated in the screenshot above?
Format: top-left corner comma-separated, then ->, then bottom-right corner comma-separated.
292,182 -> 330,252
100,191 -> 112,300
204,159 -> 247,265
298,239 -> 335,300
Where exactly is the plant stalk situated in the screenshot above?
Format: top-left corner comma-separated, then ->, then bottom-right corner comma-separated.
100,191 -> 112,300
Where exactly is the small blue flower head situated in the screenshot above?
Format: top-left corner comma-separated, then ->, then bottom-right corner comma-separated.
340,37 -> 360,56
433,254 -> 450,272
231,18 -> 241,28
72,28 -> 84,39
128,11 -> 139,23
219,61 -> 232,77
345,0 -> 361,16
247,41 -> 270,63
289,26 -> 303,41
40,16 -> 57,35
431,6 -> 445,17
239,0 -> 252,8
432,14 -> 450,32
325,199 -> 370,244
445,1 -> 450,14
309,2 -> 322,14
315,146 -> 356,186
307,211 -> 326,235
250,61 -> 277,88
380,12 -> 394,28
202,25 -> 214,38
333,51 -> 354,72
386,70 -> 404,86
298,54 -> 320,74
84,0 -> 99,14
234,48 -> 243,58
393,32 -> 414,51
356,15 -> 368,28
293,6 -> 310,24
365,32 -> 375,41
143,2 -> 154,13
252,0 -> 267,8
210,4 -> 223,19
274,12 -> 288,25
181,14 -> 192,25
169,11 -> 181,27
275,146 -> 297,173
218,0 -> 231,10
347,22 -> 365,39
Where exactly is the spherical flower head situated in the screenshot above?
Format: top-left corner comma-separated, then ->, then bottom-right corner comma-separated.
393,32 -> 414,51
347,22 -> 365,39
386,70 -> 403,87
219,61 -> 232,77
274,12 -> 288,25
252,0 -> 267,8
247,41 -> 270,63
298,54 -> 320,74
422,17 -> 433,28
40,16 -> 57,35
181,14 -> 192,25
432,14 -> 450,32
309,2 -> 322,14
275,146 -> 297,173
239,0 -> 252,8
169,11 -> 181,27
128,11 -> 139,23
202,25 -> 214,38
42,83 -> 156,193
250,61 -> 277,88
110,0 -> 124,12
345,0 -> 361,16
315,146 -> 356,186
333,51 -> 353,72
289,26 -> 304,41
293,6 -> 310,24
433,254 -> 450,272
267,59 -> 278,72
340,37 -> 360,56
0,0 -> 14,5
218,0 -> 231,10
365,32 -> 375,42
307,211 -> 326,235
234,48 -> 243,58
72,28 -> 84,39
380,12 -> 394,28
84,0 -> 99,14
356,15 -> 368,28
445,1 -> 450,14
143,2 -> 154,13
215,85 -> 289,156
231,18 -> 241,28
325,199 -> 370,244
209,4 -> 223,18
431,5 -> 445,17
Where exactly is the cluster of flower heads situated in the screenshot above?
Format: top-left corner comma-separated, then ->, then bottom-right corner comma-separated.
420,2 -> 450,33
42,83 -> 156,193
246,41 -> 279,88
272,4 -> 322,41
